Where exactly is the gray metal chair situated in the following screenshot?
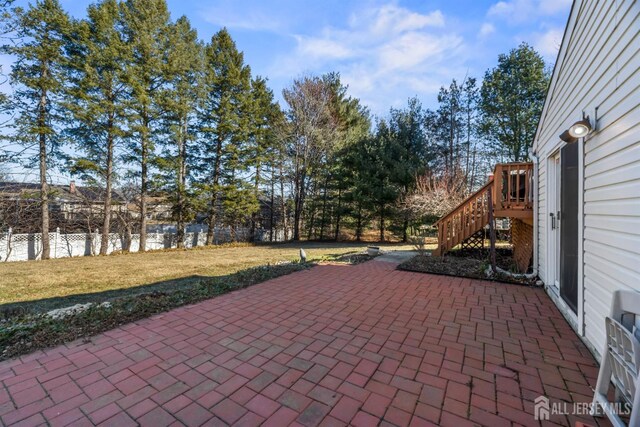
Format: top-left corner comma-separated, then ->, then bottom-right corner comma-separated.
592,289 -> 640,427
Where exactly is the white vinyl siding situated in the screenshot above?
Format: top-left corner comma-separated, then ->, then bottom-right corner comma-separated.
533,0 -> 640,359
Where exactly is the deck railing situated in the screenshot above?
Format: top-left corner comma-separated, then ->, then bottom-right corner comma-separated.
492,162 -> 534,212
433,162 -> 533,256
433,180 -> 492,256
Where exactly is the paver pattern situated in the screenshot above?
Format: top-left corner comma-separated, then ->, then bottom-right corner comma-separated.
0,259 -> 609,426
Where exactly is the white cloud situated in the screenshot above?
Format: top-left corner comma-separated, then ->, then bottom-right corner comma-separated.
377,33 -> 460,72
271,3 -> 463,114
354,5 -> 445,35
294,36 -> 353,60
479,23 -> 496,37
488,0 -> 571,23
534,27 -> 564,58
539,0 -> 573,15
199,5 -> 284,32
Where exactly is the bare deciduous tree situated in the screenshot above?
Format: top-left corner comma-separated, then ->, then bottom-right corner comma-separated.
282,74 -> 338,240
402,170 -> 469,223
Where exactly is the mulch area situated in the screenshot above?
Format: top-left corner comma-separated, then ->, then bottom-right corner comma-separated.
398,247 -> 536,285
327,253 -> 377,265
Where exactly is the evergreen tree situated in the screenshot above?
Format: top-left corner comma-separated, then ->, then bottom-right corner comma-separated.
388,97 -> 427,241
121,0 -> 170,251
0,1 -> 16,33
2,0 -> 71,259
65,0 -> 130,254
459,78 -> 481,190
156,16 -> 203,248
0,0 -> 18,135
247,76 -> 282,240
479,43 -> 549,161
339,142 -> 370,241
221,179 -> 258,238
325,76 -> 370,240
358,121 -> 398,242
197,28 -> 252,245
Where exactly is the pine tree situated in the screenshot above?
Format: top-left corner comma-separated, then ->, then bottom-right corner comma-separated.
65,0 -> 130,254
329,85 -> 370,240
197,28 -> 252,245
0,1 -> 17,32
3,0 -> 71,259
0,0 -> 18,136
356,121 -> 399,242
156,16 -> 203,248
221,179 -> 258,238
479,43 -> 549,161
121,0 -> 170,251
247,76 -> 282,240
388,98 -> 427,241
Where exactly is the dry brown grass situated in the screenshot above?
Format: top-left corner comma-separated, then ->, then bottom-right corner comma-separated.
0,241 -> 416,307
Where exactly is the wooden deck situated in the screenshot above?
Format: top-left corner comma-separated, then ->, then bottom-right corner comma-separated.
434,162 -> 533,256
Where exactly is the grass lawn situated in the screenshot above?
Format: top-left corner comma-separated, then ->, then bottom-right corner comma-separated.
0,241 -> 418,313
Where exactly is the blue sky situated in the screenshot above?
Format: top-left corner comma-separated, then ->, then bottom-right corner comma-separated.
50,0 -> 571,116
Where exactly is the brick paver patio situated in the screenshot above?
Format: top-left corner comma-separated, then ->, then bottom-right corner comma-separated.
0,258 -> 609,426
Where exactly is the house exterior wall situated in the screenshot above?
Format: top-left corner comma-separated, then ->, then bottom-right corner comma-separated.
533,0 -> 640,359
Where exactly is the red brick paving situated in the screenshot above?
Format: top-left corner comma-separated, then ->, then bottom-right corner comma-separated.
0,259 -> 611,426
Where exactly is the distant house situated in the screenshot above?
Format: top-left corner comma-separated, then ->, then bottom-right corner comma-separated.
0,181 -> 172,233
531,0 -> 640,358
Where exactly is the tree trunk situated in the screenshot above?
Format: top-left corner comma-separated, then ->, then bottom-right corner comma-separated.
379,203 -> 385,242
139,113 -> 149,253
279,163 -> 288,241
402,184 -> 409,243
250,160 -> 260,242
355,204 -> 362,242
469,148 -> 477,192
38,85 -> 50,260
319,174 -> 329,240
39,121 -> 50,260
206,136 -> 223,245
449,105 -> 455,177
333,188 -> 342,241
176,120 -> 187,249
269,168 -> 275,242
100,115 -> 115,255
123,223 -> 132,252
306,183 -> 316,241
402,216 -> 409,243
293,168 -> 306,241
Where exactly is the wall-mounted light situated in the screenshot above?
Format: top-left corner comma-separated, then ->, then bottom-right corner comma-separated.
568,116 -> 592,138
559,114 -> 593,143
559,129 -> 577,143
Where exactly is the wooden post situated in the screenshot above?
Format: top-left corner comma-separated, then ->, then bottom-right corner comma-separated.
488,186 -> 497,274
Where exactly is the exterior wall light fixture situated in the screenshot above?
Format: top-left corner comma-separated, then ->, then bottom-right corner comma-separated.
559,113 -> 594,143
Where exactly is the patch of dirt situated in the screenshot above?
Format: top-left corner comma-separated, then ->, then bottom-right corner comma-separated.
328,253 -> 377,264
399,248 -> 536,285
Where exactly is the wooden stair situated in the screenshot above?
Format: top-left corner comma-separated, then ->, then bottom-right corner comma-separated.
433,162 -> 533,257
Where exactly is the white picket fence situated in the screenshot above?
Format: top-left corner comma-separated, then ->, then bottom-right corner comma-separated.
0,227 -> 289,262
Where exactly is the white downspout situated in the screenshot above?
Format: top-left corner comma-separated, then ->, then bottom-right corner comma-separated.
529,147 -> 540,282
